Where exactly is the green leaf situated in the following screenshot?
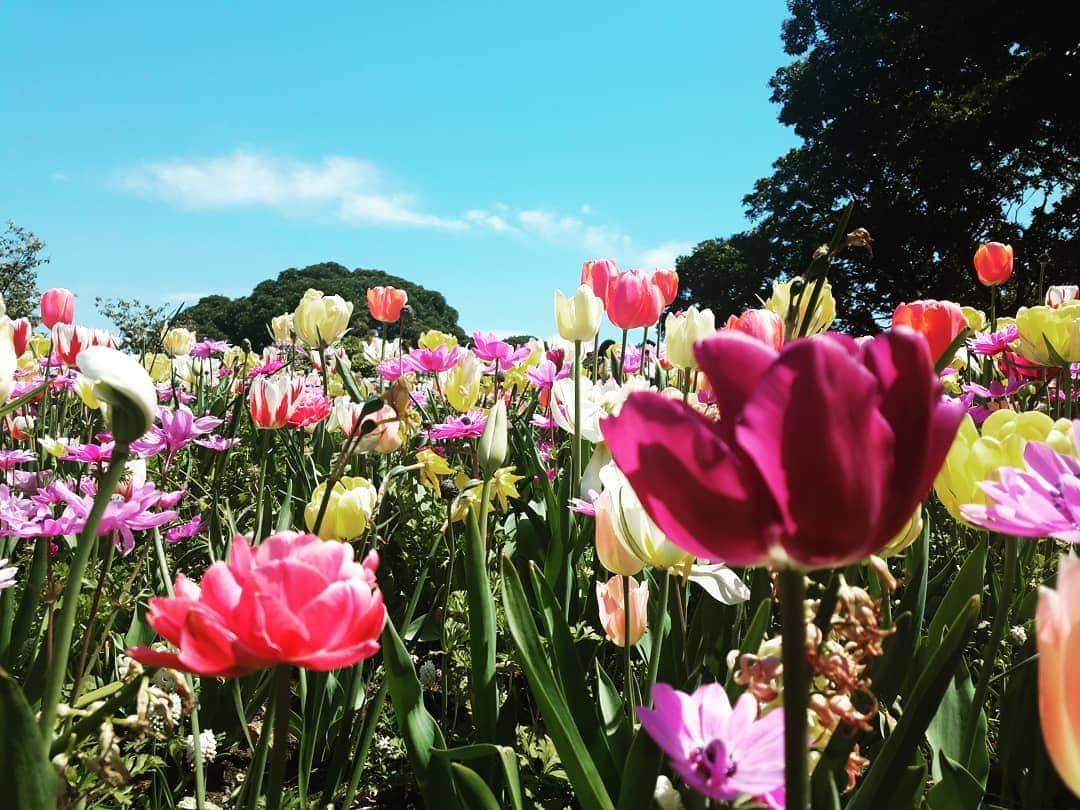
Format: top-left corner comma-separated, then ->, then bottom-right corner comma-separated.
927,751 -> 984,810
500,556 -> 615,810
882,759 -> 929,810
615,725 -> 664,810
463,511 -> 498,744
725,596 -> 772,697
434,744 -> 524,810
0,667 -> 56,809
595,662 -> 632,770
847,595 -> 981,810
811,769 -> 842,810
922,537 -> 986,663
926,660 -> 988,787
380,618 -> 457,807
449,763 -> 501,810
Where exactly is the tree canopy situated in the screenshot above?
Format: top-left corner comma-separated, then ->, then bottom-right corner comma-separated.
179,262 -> 465,349
680,0 -> 1079,332
0,221 -> 47,319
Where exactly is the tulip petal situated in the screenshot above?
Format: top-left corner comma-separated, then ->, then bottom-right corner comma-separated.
693,332 -> 776,435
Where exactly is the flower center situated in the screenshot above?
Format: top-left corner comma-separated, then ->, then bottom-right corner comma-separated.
690,739 -> 737,784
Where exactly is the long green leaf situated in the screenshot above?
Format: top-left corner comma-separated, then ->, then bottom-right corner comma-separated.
614,726 -> 664,810
595,662 -> 632,771
501,556 -> 615,810
464,512 -> 497,744
923,537 -> 986,661
0,667 -> 56,809
433,744 -> 524,810
449,763 -> 501,810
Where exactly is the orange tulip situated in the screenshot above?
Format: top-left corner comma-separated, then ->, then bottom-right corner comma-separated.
891,300 -> 968,363
725,309 -> 784,350
652,269 -> 679,307
367,286 -> 408,323
1037,555 -> 1080,797
973,242 -> 1013,287
596,574 -> 648,647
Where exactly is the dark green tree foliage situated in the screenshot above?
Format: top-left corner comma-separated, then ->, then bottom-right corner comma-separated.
179,262 -> 465,349
95,296 -> 172,353
674,234 -> 777,321
0,221 -> 47,319
685,1 -> 1080,333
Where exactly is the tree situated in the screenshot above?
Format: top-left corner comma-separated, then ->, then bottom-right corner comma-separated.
674,234 -> 776,320
0,221 -> 47,319
688,1 -> 1080,332
96,297 -> 172,353
179,262 -> 465,349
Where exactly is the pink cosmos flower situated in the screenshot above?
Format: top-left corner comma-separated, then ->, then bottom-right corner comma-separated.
377,358 -> 409,381
637,683 -> 785,804
427,411 -> 487,441
132,406 -> 224,468
51,480 -> 180,555
404,345 -> 464,374
191,339 -> 230,358
526,359 -> 571,390
128,532 -> 387,676
165,515 -> 207,544
970,324 -> 1020,356
195,435 -> 241,452
471,332 -> 532,367
0,450 -> 35,469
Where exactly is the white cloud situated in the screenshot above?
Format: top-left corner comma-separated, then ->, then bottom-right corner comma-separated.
638,240 -> 694,269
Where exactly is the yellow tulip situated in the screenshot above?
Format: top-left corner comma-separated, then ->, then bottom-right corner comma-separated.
162,326 -> 196,357
293,288 -> 353,347
554,285 -> 603,342
960,306 -> 987,333
765,277 -> 836,336
441,350 -> 483,412
142,353 -> 173,383
417,448 -> 454,491
304,476 -> 378,540
270,313 -> 294,344
879,508 -> 924,557
418,330 -> 458,351
1016,301 -> 1080,365
664,306 -> 716,369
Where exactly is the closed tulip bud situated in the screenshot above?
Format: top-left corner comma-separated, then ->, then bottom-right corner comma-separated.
367,285 -> 409,323
270,313 -> 294,344
608,270 -> 665,330
1046,285 -> 1080,309
0,319 -> 16,403
554,285 -> 603,341
664,307 -> 717,369
441,350 -> 483,412
477,399 -> 508,479
652,269 -> 679,307
1016,301 -> 1080,365
76,346 -> 158,443
764,277 -> 836,336
40,288 -> 75,330
162,326 -> 196,357
891,300 -> 968,363
581,259 -> 618,306
305,476 -> 378,540
249,375 -> 305,429
594,491 -> 645,576
1036,555 -> 1080,798
142,353 -> 172,383
11,317 -> 30,357
596,575 -> 648,647
725,309 -> 785,350
974,242 -> 1014,286
28,332 -> 51,359
293,289 -> 353,346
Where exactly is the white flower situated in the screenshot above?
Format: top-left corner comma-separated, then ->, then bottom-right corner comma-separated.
77,346 -> 158,442
654,775 -> 685,810
0,318 -> 16,404
361,337 -> 401,365
1009,625 -> 1028,645
687,563 -> 751,605
185,730 -> 217,766
554,285 -> 603,342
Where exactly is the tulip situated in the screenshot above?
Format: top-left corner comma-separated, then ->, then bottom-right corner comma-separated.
664,307 -> 717,369
11,317 -> 30,357
162,326 -> 196,357
594,491 -> 646,576
1036,555 -> 1080,797
478,399 -> 508,479
305,476 -> 378,539
53,323 -> 90,366
294,288 -> 353,346
270,312 -> 294,344
891,300 -> 968,363
652,269 -> 679,307
600,463 -> 693,571
249,375 -> 305,429
1016,301 -> 1080,365
974,242 -> 1013,286
1047,285 -> 1080,309
961,306 -> 987,332
581,259 -> 618,306
441,350 -> 483,412
879,507 -> 924,557
607,270 -> 665,330
76,346 -> 158,443
726,309 -> 785,351
596,574 -> 648,647
40,287 -> 75,329
764,277 -> 836,336
554,285 -> 603,341
601,329 -> 963,568
129,532 -> 387,675
367,285 -> 408,323
0,319 -> 16,403
418,330 -> 458,351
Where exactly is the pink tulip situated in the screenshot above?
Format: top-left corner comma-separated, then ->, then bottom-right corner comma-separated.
12,317 -> 31,357
594,491 -> 645,576
652,268 -> 679,307
600,329 -> 963,568
891,299 -> 968,363
129,532 -> 387,676
367,286 -> 408,323
596,574 -> 648,647
1046,285 -> 1080,309
40,288 -> 75,330
1037,555 -> 1080,797
973,242 -> 1013,287
581,259 -> 619,306
607,269 -> 665,330
249,375 -> 305,429
725,309 -> 784,351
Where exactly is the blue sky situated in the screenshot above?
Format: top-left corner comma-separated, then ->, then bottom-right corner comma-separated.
1,2 -> 798,339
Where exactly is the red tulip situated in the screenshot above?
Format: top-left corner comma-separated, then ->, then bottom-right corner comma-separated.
607,269 -> 665,330
12,317 -> 31,357
652,269 -> 679,307
128,532 -> 387,676
973,242 -> 1013,286
249,375 -> 305,429
891,300 -> 968,363
366,286 -> 408,323
581,259 -> 619,306
600,329 -> 963,568
725,309 -> 784,350
40,288 -> 75,330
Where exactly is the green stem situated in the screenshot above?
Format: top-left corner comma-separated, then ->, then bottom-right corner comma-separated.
779,567 -> 809,810
989,284 -> 998,335
617,328 -> 628,382
266,664 -> 293,810
639,327 -> 648,376
572,340 -> 582,500
253,429 -> 273,540
645,571 -> 671,702
963,535 -> 1018,767
622,574 -> 633,711
591,334 -> 600,381
38,442 -> 130,752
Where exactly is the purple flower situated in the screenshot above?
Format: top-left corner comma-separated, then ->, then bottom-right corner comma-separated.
426,411 -> 486,441
471,332 -> 532,367
961,428 -> 1080,543
51,480 -> 180,555
249,359 -> 286,378
130,406 -> 223,470
165,515 -> 207,543
191,339 -> 230,358
404,345 -> 464,374
378,358 -> 408,381
637,683 -> 785,803
526,359 -> 570,391
0,450 -> 36,470
970,324 -> 1019,356
195,435 -> 240,452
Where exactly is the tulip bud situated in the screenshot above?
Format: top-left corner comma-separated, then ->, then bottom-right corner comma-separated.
891,300 -> 968,363
249,375 -> 305,429
973,242 -> 1013,286
581,259 -> 618,306
40,288 -> 76,330
596,575 -> 648,647
11,317 -> 30,357
0,319 -> 17,404
293,289 -> 353,346
367,286 -> 409,324
477,399 -> 508,479
652,269 -> 679,307
76,346 -> 158,443
554,285 -> 603,342
270,313 -> 294,344
441,350 -> 483,412
663,307 -> 717,369
304,476 -> 378,540
764,277 -> 835,336
1046,285 -> 1080,309
162,326 -> 196,357
607,270 -> 665,330
594,491 -> 645,576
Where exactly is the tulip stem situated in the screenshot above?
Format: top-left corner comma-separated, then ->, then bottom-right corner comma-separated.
989,285 -> 997,334
617,329 -> 628,382
645,571 -> 671,703
266,664 -> 293,810
779,566 -> 809,810
572,340 -> 582,505
592,334 -> 600,381
39,441 -> 130,754
963,534 -> 1018,769
623,574 -> 634,712
639,327 -> 648,377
